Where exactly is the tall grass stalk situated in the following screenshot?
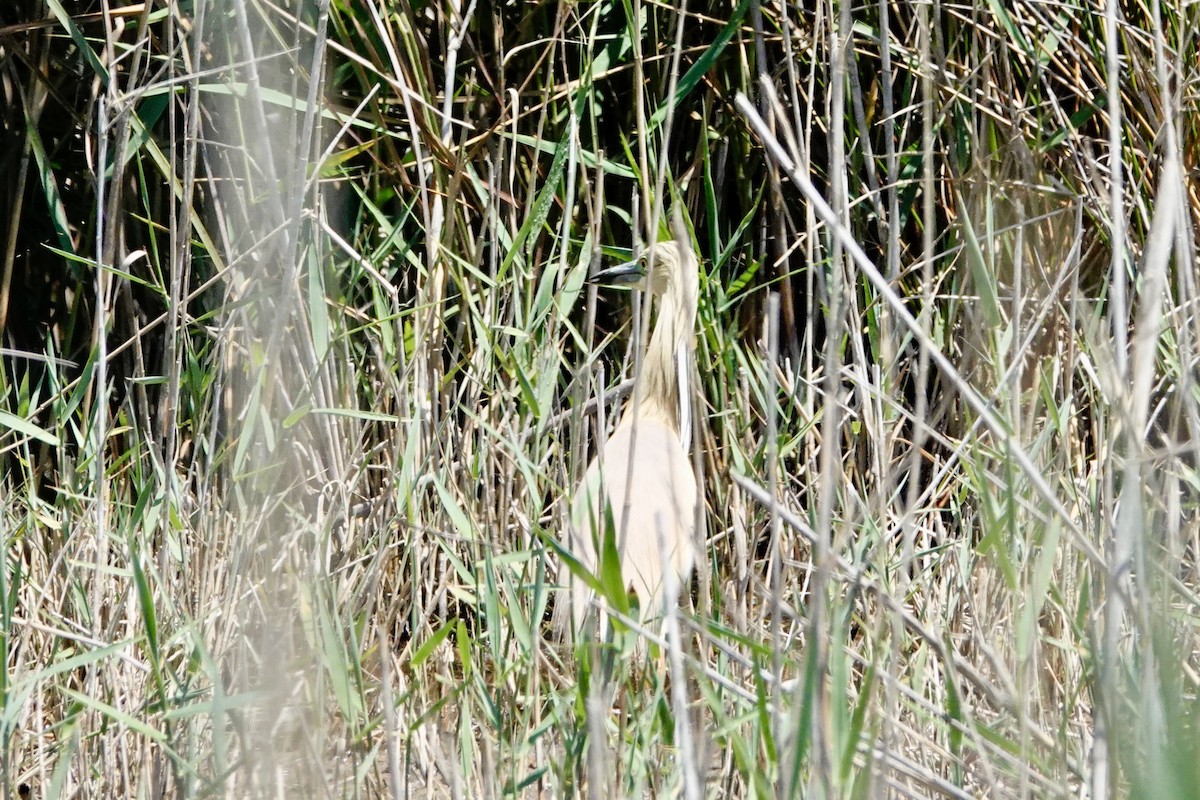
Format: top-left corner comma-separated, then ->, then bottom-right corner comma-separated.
0,0 -> 1197,797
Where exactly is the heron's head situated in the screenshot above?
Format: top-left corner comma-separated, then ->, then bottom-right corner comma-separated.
590,240 -> 696,299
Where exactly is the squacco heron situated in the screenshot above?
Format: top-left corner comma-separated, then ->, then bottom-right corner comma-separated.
568,210 -> 700,640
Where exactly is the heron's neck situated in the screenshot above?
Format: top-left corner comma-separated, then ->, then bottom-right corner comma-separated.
625,289 -> 694,429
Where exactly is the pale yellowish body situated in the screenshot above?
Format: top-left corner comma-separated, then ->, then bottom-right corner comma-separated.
568,215 -> 701,638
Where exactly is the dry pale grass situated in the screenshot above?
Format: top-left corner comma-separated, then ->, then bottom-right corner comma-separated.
1,0 -> 1198,798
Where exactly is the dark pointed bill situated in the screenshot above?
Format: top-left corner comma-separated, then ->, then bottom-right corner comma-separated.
588,259 -> 644,287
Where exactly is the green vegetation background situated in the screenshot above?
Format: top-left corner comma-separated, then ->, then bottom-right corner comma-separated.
0,0 -> 1198,797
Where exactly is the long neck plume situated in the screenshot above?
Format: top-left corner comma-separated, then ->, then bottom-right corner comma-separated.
626,278 -> 696,430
